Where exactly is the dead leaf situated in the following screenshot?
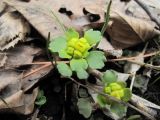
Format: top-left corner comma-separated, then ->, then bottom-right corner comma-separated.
0,10 -> 30,50
4,0 -> 105,39
5,45 -> 42,67
22,64 -> 53,92
0,69 -> 38,114
107,11 -> 160,49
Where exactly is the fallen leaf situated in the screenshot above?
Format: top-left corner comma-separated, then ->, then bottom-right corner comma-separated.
5,45 -> 42,67
4,0 -> 105,39
0,5 -> 30,50
0,69 -> 38,114
107,11 -> 160,49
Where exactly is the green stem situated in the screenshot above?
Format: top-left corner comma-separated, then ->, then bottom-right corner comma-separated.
101,0 -> 112,35
93,0 -> 112,50
50,10 -> 66,33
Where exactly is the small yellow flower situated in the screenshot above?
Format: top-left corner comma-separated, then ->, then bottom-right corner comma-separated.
104,87 -> 111,94
73,50 -> 82,59
109,83 -> 122,91
110,91 -> 121,100
66,47 -> 74,56
67,38 -> 78,48
118,89 -> 124,98
75,38 -> 91,53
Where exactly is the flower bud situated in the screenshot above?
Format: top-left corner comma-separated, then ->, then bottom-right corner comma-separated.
73,50 -> 82,59
66,47 -> 74,55
67,38 -> 78,48
109,83 -> 122,91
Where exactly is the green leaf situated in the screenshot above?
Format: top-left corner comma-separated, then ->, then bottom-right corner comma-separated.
77,69 -> 89,80
70,59 -> 88,79
110,102 -> 127,118
59,49 -> 72,59
86,51 -> 106,69
49,36 -> 67,53
97,94 -> 108,108
77,98 -> 92,118
35,96 -> 47,106
84,29 -> 102,45
35,90 -> 46,106
122,88 -> 132,102
66,28 -> 79,40
102,70 -> 118,84
57,63 -> 72,77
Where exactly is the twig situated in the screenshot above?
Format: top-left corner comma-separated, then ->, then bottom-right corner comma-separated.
130,72 -> 136,90
134,0 -> 160,29
23,61 -> 69,78
108,51 -> 160,62
23,63 -> 52,78
128,59 -> 160,71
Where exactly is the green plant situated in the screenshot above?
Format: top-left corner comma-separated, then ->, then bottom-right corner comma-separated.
49,28 -> 106,79
35,90 -> 46,107
97,70 -> 132,117
48,0 -> 133,119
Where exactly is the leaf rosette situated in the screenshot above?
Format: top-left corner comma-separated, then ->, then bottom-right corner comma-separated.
49,28 -> 106,79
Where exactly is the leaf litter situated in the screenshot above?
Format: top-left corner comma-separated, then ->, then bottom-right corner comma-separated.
0,0 -> 160,120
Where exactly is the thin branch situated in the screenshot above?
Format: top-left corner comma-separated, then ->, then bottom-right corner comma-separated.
108,51 -> 160,62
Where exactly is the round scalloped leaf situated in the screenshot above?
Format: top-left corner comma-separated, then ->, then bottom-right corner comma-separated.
65,28 -> 79,40
49,36 -> 67,53
77,98 -> 92,118
97,94 -> 108,108
77,69 -> 89,79
57,63 -> 72,77
122,88 -> 132,102
84,29 -> 102,45
102,70 -> 118,84
59,49 -> 72,59
70,59 -> 88,79
86,51 -> 106,69
35,96 -> 46,106
110,102 -> 127,118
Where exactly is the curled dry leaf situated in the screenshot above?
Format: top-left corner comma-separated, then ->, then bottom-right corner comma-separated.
0,4 -> 30,51
107,11 -> 160,49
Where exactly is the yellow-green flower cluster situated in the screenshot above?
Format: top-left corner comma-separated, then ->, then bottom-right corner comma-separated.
66,37 -> 91,59
104,82 -> 125,100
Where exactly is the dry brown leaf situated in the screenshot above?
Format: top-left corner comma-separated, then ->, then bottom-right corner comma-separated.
107,11 -> 160,49
4,0 -> 105,39
0,10 -> 30,50
5,45 -> 42,67
0,69 -> 39,114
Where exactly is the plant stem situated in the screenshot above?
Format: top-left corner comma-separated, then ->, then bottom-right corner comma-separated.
101,0 -> 112,35
50,10 -> 66,33
93,0 -> 112,50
